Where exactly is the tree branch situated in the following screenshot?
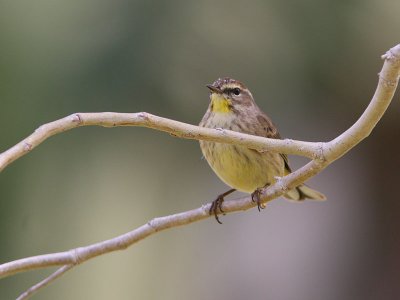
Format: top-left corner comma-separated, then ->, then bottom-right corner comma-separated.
0,112 -> 320,173
0,44 -> 399,299
16,265 -> 73,300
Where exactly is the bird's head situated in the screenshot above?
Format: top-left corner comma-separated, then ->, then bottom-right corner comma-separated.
206,77 -> 256,114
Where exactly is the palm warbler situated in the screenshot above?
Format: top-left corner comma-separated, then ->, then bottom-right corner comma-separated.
199,77 -> 326,223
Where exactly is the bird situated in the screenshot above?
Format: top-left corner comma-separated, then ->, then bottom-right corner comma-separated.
199,77 -> 326,223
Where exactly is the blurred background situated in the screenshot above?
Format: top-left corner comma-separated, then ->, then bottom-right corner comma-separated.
1,0 -> 399,299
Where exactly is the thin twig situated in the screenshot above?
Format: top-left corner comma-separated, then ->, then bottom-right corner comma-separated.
16,265 -> 74,300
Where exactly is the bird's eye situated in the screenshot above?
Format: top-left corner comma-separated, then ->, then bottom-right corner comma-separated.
232,88 -> 241,95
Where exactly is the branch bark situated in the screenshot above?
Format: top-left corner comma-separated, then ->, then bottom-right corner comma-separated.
16,265 -> 73,300
0,44 -> 399,299
0,112 -> 320,173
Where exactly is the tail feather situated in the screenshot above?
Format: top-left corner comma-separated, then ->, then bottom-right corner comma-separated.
284,184 -> 326,202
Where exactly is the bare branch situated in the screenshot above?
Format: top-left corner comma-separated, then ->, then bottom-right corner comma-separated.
0,113 -> 320,173
16,265 -> 74,300
0,44 -> 399,299
327,44 -> 400,161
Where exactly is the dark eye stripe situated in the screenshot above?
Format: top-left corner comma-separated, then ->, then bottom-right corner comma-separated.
223,87 -> 241,95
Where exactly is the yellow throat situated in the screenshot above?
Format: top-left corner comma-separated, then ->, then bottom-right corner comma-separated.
211,93 -> 232,113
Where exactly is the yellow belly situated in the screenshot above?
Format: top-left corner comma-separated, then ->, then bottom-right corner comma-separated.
200,141 -> 284,193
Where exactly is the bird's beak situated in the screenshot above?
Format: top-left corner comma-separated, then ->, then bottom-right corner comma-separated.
206,84 -> 222,94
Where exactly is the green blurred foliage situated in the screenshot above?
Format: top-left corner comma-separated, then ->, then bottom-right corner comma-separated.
1,0 -> 399,299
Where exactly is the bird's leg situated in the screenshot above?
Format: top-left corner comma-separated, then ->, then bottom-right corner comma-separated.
210,188 -> 236,224
251,186 -> 268,212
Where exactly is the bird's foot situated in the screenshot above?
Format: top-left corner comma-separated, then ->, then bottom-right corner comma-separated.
209,189 -> 236,224
251,188 -> 266,212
